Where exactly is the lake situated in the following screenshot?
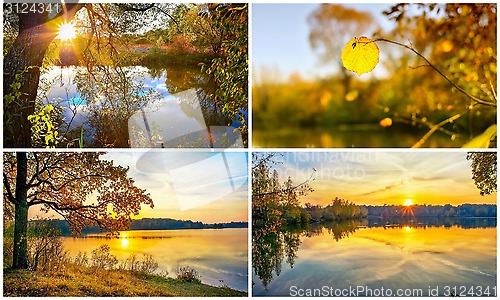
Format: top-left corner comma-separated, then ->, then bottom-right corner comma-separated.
252,219 -> 497,296
40,65 -> 244,148
63,228 -> 248,292
253,126 -> 462,148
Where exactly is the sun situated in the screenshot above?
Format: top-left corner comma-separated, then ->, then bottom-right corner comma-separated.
57,23 -> 77,40
403,199 -> 414,206
121,237 -> 129,248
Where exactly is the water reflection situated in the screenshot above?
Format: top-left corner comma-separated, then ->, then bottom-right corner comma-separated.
253,127 -> 463,148
252,218 -> 497,295
39,65 -> 241,147
64,228 -> 248,292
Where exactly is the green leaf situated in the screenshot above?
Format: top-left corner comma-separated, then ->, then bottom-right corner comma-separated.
462,124 -> 497,148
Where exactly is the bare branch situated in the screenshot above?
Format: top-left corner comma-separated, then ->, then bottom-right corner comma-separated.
3,173 -> 15,204
375,38 -> 497,107
412,113 -> 462,148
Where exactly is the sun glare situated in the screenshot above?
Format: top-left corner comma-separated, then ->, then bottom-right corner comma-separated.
121,238 -> 129,248
57,23 -> 76,40
404,199 -> 414,206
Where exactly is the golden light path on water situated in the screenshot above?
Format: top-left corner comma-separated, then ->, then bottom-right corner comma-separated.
63,228 -> 248,291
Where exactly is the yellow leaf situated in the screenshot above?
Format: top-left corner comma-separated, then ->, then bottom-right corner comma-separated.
341,36 -> 379,76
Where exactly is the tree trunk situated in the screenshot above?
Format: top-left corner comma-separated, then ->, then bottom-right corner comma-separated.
4,5 -> 84,148
12,152 -> 29,269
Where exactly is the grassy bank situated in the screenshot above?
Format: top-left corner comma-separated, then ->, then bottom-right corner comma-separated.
3,264 -> 246,297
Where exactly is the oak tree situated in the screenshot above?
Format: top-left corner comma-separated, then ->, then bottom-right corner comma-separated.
3,152 -> 153,269
467,152 -> 497,196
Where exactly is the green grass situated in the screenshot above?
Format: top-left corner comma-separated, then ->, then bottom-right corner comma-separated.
3,264 -> 246,297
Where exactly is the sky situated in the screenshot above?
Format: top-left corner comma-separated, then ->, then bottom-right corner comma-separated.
252,3 -> 396,81
29,151 -> 248,224
103,151 -> 249,223
266,152 -> 496,206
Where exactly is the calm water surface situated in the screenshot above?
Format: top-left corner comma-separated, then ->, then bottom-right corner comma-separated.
63,228 -> 248,292
252,220 -> 496,296
253,127 -> 463,148
39,65 -> 240,147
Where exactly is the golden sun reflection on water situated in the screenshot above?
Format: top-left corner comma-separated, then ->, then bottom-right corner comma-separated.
62,228 -> 248,291
121,238 -> 129,248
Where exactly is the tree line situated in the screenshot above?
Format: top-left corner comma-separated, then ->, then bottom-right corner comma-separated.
25,218 -> 248,236
364,203 -> 496,218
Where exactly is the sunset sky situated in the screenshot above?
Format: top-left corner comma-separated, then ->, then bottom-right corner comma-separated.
29,151 -> 248,224
266,152 -> 496,206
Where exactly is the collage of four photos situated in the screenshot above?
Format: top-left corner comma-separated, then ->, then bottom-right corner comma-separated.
2,2 -> 497,297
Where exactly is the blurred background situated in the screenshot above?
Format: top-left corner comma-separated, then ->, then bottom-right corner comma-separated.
252,3 -> 497,148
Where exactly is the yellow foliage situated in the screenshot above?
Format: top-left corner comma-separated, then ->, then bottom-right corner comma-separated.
341,36 -> 379,76
439,40 -> 454,52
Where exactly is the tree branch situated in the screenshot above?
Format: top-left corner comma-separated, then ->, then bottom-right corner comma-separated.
253,169 -> 316,197
29,198 -> 107,211
411,113 -> 462,148
374,38 -> 497,107
3,173 -> 15,204
116,3 -> 155,12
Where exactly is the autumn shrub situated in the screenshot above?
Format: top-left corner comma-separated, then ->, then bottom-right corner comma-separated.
73,251 -> 89,267
90,244 -> 118,270
175,266 -> 201,283
166,35 -> 196,55
3,222 -> 14,268
3,220 -> 67,271
138,254 -> 159,274
119,253 -> 159,274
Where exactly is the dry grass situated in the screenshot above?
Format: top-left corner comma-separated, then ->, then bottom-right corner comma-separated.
3,263 -> 246,297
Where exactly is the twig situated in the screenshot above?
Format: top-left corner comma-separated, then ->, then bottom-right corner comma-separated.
374,38 -> 497,107
411,113 -> 462,148
253,168 -> 316,197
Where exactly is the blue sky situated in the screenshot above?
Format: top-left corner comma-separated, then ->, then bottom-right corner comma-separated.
266,152 -> 496,206
100,151 -> 248,223
252,3 -> 396,81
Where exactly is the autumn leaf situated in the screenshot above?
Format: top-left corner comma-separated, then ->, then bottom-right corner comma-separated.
341,36 -> 379,76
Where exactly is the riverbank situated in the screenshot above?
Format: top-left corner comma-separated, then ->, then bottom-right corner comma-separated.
3,264 -> 246,297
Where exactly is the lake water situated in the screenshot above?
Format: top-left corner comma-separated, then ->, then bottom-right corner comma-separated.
63,228 -> 248,292
252,219 -> 496,296
39,65 -> 243,147
253,127 -> 462,148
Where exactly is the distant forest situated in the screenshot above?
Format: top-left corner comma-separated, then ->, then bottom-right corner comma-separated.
35,218 -> 248,236
363,203 -> 496,219
303,201 -> 496,224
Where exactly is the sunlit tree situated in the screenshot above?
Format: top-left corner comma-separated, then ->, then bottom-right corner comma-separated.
467,152 -> 497,196
308,4 -> 378,98
3,152 -> 153,269
3,3 -> 176,147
